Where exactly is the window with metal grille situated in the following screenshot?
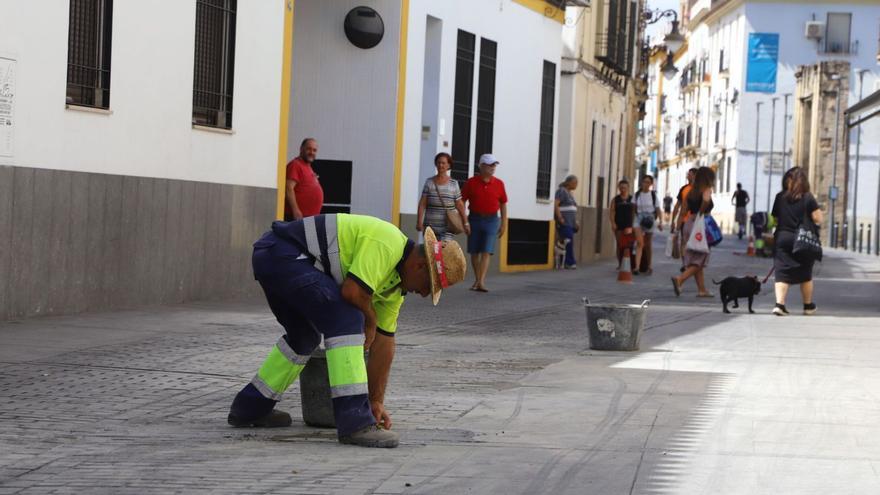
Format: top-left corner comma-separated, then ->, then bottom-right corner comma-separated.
66,0 -> 113,109
596,0 -> 636,75
474,38 -> 497,173
192,0 -> 237,129
535,61 -> 556,200
451,30 -> 476,182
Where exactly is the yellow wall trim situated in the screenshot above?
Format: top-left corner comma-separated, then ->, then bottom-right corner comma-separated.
499,220 -> 555,273
275,0 -> 295,220
511,0 -> 566,24
390,0 -> 410,227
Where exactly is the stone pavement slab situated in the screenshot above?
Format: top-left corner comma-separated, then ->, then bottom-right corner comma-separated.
1,235 -> 880,494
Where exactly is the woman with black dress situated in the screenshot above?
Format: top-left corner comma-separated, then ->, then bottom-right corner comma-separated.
771,167 -> 823,316
671,167 -> 715,297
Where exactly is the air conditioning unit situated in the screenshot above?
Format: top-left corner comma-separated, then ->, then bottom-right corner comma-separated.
805,21 -> 824,40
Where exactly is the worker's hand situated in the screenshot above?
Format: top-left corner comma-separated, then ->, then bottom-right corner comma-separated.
416,223 -> 423,232
364,326 -> 377,351
371,401 -> 392,430
497,224 -> 505,238
575,222 -> 580,233
464,223 -> 472,236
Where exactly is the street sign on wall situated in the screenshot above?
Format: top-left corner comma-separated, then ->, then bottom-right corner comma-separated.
746,33 -> 779,93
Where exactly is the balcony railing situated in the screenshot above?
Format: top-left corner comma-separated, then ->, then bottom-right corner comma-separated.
820,39 -> 859,56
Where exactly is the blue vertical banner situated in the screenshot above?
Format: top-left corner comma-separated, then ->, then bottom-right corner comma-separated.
746,33 -> 779,93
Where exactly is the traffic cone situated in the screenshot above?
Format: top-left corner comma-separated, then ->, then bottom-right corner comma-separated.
746,236 -> 755,256
617,247 -> 633,284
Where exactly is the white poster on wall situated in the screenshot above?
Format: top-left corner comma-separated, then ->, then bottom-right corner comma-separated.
0,55 -> 16,158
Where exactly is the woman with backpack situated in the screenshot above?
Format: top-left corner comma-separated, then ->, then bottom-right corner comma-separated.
771,167 -> 823,316
634,175 -> 662,275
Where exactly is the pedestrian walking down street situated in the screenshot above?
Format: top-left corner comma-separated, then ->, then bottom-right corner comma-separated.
610,179 -> 640,274
284,138 -> 324,221
417,152 -> 470,241
732,183 -> 750,239
672,167 -> 716,298
635,175 -> 662,274
227,214 -> 466,448
554,175 -> 580,269
771,167 -> 823,316
461,154 -> 508,292
662,192 -> 673,227
671,168 -> 698,273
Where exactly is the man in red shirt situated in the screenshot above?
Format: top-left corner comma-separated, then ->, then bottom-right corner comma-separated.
285,138 -> 324,221
461,153 -> 508,292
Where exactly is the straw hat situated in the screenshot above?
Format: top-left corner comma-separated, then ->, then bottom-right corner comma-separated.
423,227 -> 467,306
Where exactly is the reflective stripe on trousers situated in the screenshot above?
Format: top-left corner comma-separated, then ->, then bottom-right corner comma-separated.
250,336 -> 311,401
324,335 -> 368,399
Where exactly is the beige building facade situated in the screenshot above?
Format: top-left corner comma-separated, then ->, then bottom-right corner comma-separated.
557,1 -> 646,263
792,61 -> 851,245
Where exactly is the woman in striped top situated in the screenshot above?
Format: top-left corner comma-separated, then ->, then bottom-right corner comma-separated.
417,152 -> 470,241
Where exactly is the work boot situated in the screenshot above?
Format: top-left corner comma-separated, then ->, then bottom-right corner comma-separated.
338,424 -> 399,448
227,409 -> 292,428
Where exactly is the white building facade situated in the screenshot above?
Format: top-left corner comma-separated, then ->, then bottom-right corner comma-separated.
0,0 -> 567,320
0,0 -> 286,320
289,0 -> 565,271
645,0 -> 880,234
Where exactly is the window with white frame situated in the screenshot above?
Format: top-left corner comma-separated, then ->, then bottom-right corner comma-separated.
825,13 -> 852,54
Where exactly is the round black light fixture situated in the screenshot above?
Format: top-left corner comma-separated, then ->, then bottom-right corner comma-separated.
344,6 -> 384,49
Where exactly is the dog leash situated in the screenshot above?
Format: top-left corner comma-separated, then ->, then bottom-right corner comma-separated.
761,266 -> 775,284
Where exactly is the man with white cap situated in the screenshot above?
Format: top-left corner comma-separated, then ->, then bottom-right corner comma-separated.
227,214 -> 466,448
461,153 -> 508,292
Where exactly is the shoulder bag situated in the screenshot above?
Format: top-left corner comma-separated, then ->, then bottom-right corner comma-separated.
432,180 -> 464,235
686,214 -> 710,254
792,199 -> 822,262
705,215 -> 723,247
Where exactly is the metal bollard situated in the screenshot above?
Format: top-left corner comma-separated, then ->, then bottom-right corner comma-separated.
859,223 -> 864,253
833,222 -> 839,248
869,225 -> 873,254
843,222 -> 849,250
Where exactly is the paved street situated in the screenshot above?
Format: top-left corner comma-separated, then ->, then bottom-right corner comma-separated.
2,234 -> 880,494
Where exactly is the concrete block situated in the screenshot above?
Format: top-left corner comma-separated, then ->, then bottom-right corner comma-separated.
84,173 -> 107,311
118,176 -> 140,308
28,169 -> 53,316
102,174 -> 124,309
0,166 -> 13,319
47,170 -> 73,314
148,178 -> 168,304
133,177 -> 153,305
203,183 -> 221,299
178,180 -> 197,302
162,179 -> 183,304
216,184 -> 234,298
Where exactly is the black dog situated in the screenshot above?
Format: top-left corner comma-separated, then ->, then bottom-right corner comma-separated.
713,276 -> 761,314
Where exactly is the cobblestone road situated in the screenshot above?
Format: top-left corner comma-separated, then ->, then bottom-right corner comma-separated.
2,235 -> 879,494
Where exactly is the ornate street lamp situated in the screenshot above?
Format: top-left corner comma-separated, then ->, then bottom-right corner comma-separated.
645,9 -> 684,78
661,51 -> 678,79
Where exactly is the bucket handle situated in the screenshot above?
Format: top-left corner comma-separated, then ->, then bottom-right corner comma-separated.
640,299 -> 651,308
